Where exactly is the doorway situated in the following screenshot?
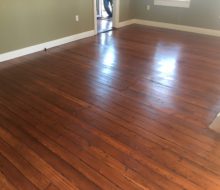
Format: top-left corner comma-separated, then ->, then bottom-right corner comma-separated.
96,0 -> 113,33
94,0 -> 119,34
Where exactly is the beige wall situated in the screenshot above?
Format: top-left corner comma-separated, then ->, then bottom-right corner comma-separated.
133,0 -> 220,30
0,0 -> 94,53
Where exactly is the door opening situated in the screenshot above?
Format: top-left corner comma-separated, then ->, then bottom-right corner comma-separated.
94,0 -> 119,35
96,0 -> 113,33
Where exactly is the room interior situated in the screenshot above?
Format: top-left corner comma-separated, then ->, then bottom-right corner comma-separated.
1,0 -> 220,189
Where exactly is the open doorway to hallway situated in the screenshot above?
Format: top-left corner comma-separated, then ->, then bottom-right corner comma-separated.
97,0 -> 113,33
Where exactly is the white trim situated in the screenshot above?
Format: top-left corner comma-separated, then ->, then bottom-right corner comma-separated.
117,19 -> 220,37
134,19 -> 220,37
93,0 -> 98,35
154,0 -> 190,8
0,30 -> 95,63
112,0 -> 120,28
2,18 -> 220,63
117,20 -> 135,28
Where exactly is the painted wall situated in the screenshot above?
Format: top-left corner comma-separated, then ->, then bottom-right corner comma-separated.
119,0 -> 134,22
0,0 -> 94,53
133,0 -> 220,30
2,0 -> 220,54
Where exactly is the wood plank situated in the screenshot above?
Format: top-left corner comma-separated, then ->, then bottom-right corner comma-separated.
45,184 -> 60,190
0,126 -> 78,190
0,116 -> 99,190
0,103 -> 145,190
1,25 -> 220,189
0,138 -> 50,189
0,172 -> 17,190
0,154 -> 38,190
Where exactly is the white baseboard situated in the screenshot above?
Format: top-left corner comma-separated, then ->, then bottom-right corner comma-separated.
134,19 -> 220,37
0,30 -> 95,63
118,19 -> 220,37
117,19 -> 135,28
2,20 -> 220,63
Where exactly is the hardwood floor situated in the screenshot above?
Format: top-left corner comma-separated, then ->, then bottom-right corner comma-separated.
1,25 -> 220,190
97,18 -> 112,33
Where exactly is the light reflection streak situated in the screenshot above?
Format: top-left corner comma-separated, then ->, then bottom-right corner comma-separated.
148,43 -> 182,107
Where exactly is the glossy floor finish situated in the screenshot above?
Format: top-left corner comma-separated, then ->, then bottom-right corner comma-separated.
1,25 -> 220,190
97,18 -> 112,33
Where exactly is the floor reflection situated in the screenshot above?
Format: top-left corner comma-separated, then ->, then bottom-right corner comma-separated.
97,18 -> 112,33
146,43 -> 182,108
92,32 -> 118,97
152,43 -> 182,86
99,32 -> 117,73
154,43 -> 181,78
100,30 -> 113,45
99,46 -> 117,81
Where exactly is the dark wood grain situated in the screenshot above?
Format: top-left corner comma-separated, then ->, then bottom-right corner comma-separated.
45,184 -> 60,190
1,25 -> 220,190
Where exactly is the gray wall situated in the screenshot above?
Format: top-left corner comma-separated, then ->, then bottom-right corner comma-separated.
2,0 -> 220,54
0,0 -> 94,54
133,0 -> 220,30
119,0 -> 134,22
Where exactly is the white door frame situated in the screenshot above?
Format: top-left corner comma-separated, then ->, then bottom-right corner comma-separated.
93,0 -> 120,34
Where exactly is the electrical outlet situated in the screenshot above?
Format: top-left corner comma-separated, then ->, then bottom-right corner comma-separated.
75,15 -> 79,22
146,5 -> 150,11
